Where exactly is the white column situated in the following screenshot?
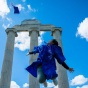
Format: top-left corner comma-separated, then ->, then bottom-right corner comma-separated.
0,28 -> 17,88
29,30 -> 40,88
51,28 -> 69,88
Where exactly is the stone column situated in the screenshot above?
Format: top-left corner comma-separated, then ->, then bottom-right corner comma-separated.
51,28 -> 69,88
29,29 -> 40,88
0,28 -> 17,88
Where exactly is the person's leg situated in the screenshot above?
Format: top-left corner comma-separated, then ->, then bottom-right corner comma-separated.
37,66 -> 47,87
43,81 -> 47,87
52,77 -> 58,86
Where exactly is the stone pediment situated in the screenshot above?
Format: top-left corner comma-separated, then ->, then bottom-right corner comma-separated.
21,19 -> 40,25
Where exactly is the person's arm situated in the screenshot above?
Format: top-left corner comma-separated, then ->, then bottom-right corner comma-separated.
54,45 -> 74,72
62,62 -> 74,72
62,62 -> 69,69
26,51 -> 34,55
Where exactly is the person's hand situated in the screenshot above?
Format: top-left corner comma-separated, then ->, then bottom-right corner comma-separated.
26,52 -> 33,56
68,68 -> 74,73
26,53 -> 29,56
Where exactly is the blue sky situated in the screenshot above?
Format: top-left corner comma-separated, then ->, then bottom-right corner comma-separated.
0,0 -> 88,88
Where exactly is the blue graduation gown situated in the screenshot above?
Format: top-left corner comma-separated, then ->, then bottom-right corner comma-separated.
26,44 -> 66,80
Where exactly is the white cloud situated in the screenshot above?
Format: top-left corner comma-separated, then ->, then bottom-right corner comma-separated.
47,82 -> 54,87
76,18 -> 88,41
15,32 -> 30,51
44,82 -> 58,88
2,23 -> 10,29
38,31 -> 45,45
14,31 -> 44,51
81,85 -> 88,88
77,87 -> 80,88
6,17 -> 12,22
27,5 -> 37,12
38,37 -> 43,45
16,4 -> 25,11
2,17 -> 12,29
23,83 -> 29,88
70,75 -> 88,86
40,31 -> 45,35
76,85 -> 88,88
10,81 -> 20,88
0,0 -> 10,18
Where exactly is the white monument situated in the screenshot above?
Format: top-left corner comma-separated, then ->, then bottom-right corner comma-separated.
0,19 -> 69,88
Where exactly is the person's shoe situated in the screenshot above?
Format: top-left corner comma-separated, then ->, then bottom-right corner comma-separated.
43,81 -> 47,87
52,78 -> 58,86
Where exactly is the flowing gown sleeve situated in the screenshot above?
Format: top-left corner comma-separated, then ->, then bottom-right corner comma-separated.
32,45 -> 43,54
26,45 -> 45,77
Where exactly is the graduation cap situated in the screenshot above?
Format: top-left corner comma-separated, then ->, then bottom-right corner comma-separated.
13,6 -> 20,14
11,3 -> 20,14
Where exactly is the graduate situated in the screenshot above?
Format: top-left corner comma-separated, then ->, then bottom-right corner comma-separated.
26,39 -> 74,87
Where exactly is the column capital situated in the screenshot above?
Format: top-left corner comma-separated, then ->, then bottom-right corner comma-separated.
51,27 -> 62,36
29,27 -> 40,36
5,28 -> 18,37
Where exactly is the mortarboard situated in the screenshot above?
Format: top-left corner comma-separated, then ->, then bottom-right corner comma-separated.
13,6 -> 20,14
11,3 -> 20,14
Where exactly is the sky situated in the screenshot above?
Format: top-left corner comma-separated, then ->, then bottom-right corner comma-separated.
0,0 -> 88,88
